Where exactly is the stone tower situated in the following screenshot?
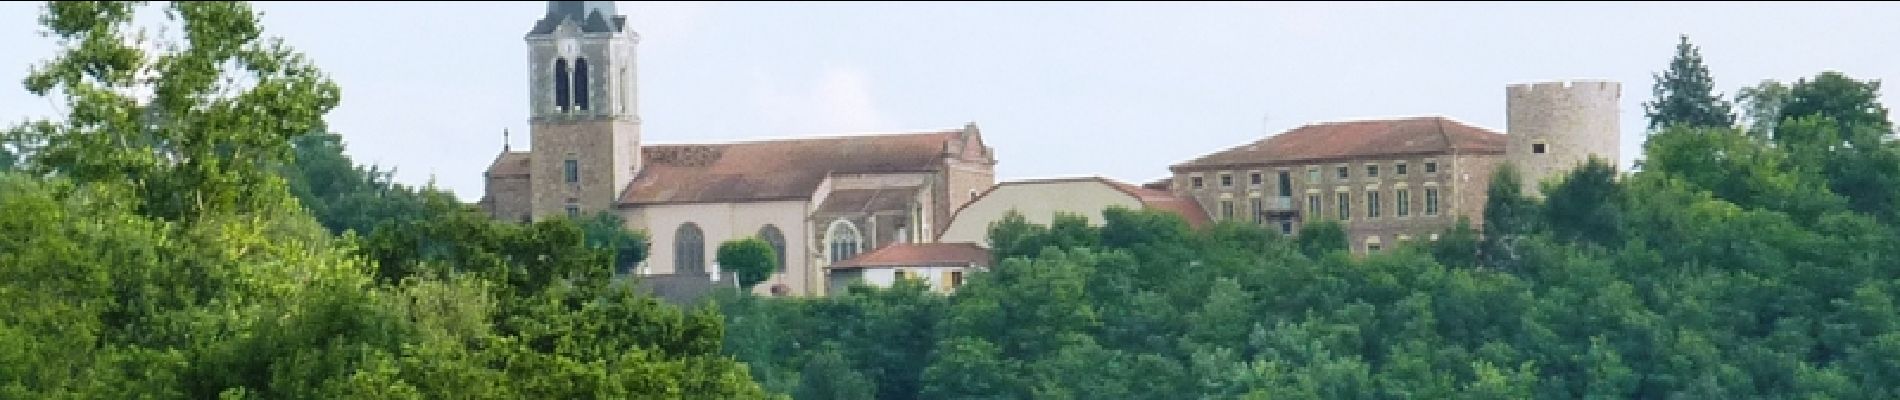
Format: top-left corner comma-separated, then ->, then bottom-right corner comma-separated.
525,1 -> 642,220
1504,80 -> 1620,197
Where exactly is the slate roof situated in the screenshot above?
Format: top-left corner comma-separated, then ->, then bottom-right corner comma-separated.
619,129 -> 966,205
1173,116 -> 1505,171
831,243 -> 992,269
529,1 -> 627,35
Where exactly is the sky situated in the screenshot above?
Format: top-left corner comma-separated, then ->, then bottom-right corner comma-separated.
2,1 -> 1897,202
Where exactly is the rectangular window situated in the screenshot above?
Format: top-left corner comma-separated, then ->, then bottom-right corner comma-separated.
1191,176 -> 1205,189
1366,164 -> 1379,178
1308,194 -> 1322,217
1220,173 -> 1233,187
565,204 -> 579,218
1367,191 -> 1381,219
1337,192 -> 1351,220
1221,200 -> 1234,220
1396,163 -> 1408,175
1308,167 -> 1321,183
1425,162 -> 1438,173
1251,172 -> 1264,186
1369,243 -> 1382,253
563,159 -> 579,183
894,270 -> 908,281
1336,166 -> 1350,179
1280,221 -> 1293,235
1396,189 -> 1410,217
1425,188 -> 1440,216
950,271 -> 964,288
1251,197 -> 1265,223
1277,171 -> 1293,197
1533,143 -> 1547,154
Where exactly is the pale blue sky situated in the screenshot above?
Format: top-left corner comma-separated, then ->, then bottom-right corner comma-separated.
2,2 -> 1896,202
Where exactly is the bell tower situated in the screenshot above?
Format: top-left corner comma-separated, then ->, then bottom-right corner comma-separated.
525,1 -> 642,220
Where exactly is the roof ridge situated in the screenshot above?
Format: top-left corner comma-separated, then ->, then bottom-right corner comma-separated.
641,128 -> 962,147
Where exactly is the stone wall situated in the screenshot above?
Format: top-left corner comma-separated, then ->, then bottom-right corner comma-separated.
1505,80 -> 1621,197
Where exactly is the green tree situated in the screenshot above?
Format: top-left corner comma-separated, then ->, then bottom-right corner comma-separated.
718,238 -> 780,291
579,211 -> 650,275
14,1 -> 340,222
1778,71 -> 1892,132
1429,217 -> 1481,268
1736,80 -> 1791,138
792,343 -> 876,400
1643,34 -> 1736,132
1296,219 -> 1349,258
1542,157 -> 1624,246
1480,163 -> 1539,270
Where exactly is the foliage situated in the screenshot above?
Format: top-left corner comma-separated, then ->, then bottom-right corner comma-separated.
718,237 -> 779,290
0,2 -> 769,398
1644,34 -> 1736,132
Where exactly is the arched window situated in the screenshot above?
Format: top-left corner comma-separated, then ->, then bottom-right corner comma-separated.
674,222 -> 704,275
826,220 -> 862,263
574,58 -> 591,111
553,58 -> 571,111
758,225 -> 787,272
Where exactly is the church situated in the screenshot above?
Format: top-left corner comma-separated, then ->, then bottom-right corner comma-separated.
479,1 -> 997,297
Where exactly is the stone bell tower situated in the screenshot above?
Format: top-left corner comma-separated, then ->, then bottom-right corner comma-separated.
525,1 -> 642,220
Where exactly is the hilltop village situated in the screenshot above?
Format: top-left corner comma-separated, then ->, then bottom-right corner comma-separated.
483,1 -> 1621,299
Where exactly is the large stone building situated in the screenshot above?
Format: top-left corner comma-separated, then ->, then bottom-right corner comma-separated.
1168,80 -> 1621,253
480,1 -> 996,297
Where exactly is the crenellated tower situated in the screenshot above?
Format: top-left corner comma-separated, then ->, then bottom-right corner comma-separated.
1504,80 -> 1621,197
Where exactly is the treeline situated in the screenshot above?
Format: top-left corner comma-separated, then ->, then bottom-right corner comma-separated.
0,2 -> 772,398
711,37 -> 1900,398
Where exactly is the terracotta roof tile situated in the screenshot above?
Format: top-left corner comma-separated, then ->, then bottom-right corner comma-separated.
1173,116 -> 1504,171
620,130 -> 961,205
831,242 -> 992,269
1101,180 -> 1214,229
816,187 -> 921,214
486,151 -> 532,178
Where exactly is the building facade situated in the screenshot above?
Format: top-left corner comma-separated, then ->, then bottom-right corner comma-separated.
1170,117 -> 1507,253
1168,81 -> 1621,254
480,1 -> 997,297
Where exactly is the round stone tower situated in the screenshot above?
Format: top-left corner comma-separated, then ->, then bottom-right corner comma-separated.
1504,80 -> 1621,197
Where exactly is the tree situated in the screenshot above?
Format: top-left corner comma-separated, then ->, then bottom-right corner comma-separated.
1479,163 -> 1541,270
793,343 -> 876,400
1779,71 -> 1892,133
1429,217 -> 1481,268
14,1 -> 341,222
579,211 -> 649,275
1543,157 -> 1624,246
1736,80 -> 1791,138
718,238 -> 779,291
1644,35 -> 1736,132
1295,219 -> 1349,258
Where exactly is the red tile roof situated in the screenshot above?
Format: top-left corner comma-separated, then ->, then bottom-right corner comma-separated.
485,151 -> 532,178
620,129 -> 965,205
1101,179 -> 1214,229
831,242 -> 992,269
1172,116 -> 1505,171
